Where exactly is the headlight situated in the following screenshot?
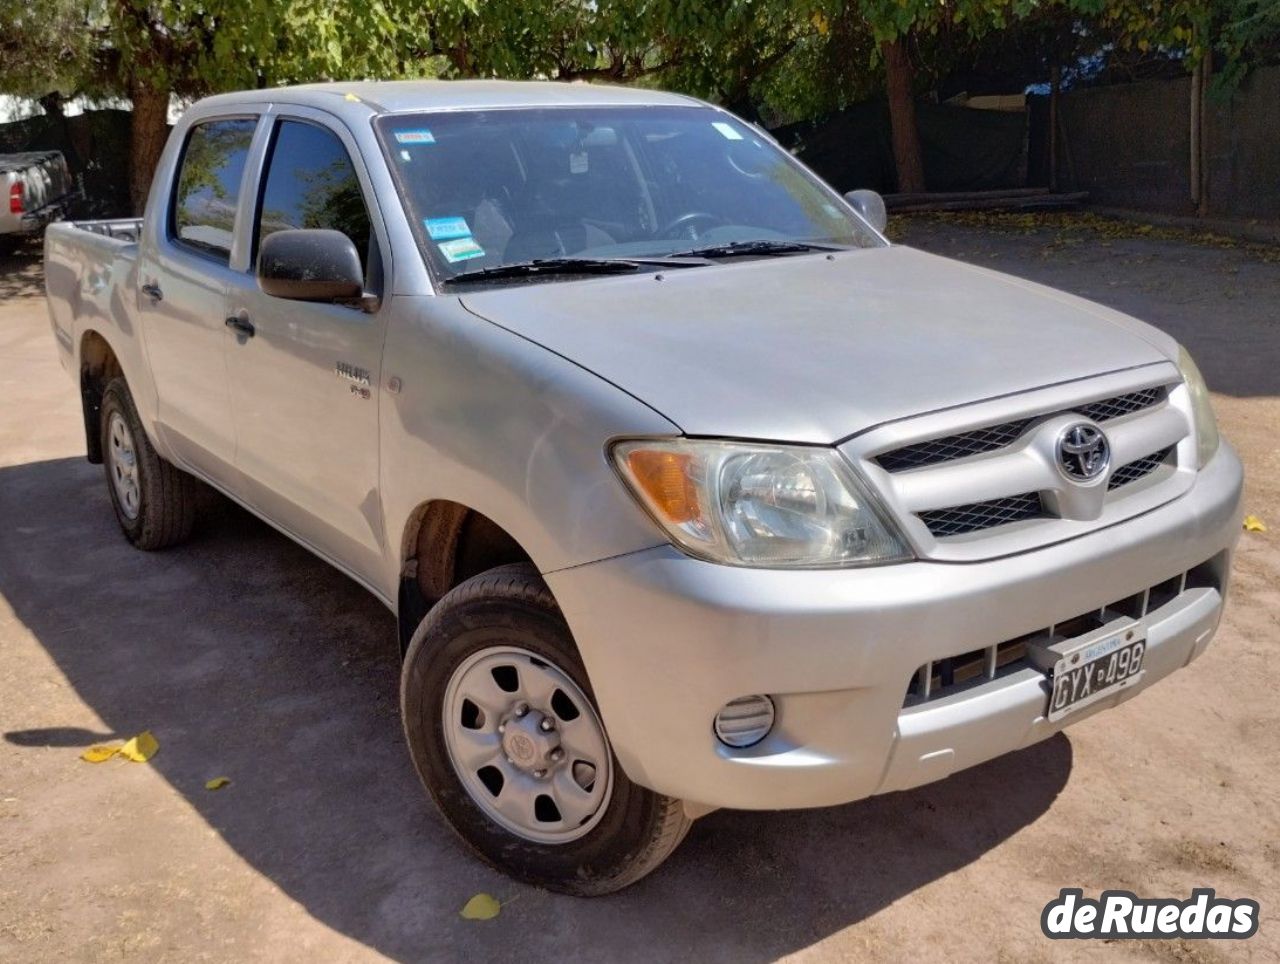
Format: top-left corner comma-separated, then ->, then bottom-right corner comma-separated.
612,439 -> 912,568
1177,345 -> 1220,469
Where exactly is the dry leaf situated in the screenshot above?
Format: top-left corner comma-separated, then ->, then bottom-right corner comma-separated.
117,730 -> 159,763
205,777 -> 231,791
459,893 -> 501,920
81,744 -> 122,763
1243,514 -> 1266,533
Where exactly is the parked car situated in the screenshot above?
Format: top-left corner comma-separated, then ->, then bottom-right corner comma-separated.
44,81 -> 1242,895
1,150 -> 78,251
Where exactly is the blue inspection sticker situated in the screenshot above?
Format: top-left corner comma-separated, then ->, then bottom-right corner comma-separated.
395,129 -> 436,145
424,216 -> 471,241
437,237 -> 486,263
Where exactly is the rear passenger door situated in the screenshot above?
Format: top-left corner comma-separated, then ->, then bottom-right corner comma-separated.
139,115 -> 259,493
223,111 -> 390,584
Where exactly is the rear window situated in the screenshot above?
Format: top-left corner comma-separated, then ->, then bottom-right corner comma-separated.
172,118 -> 257,260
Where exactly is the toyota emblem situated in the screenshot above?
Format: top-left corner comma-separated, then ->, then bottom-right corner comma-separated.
1057,422 -> 1110,481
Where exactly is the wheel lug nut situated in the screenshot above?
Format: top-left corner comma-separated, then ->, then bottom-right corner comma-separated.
497,722 -> 505,733
550,748 -> 564,762
539,718 -> 554,732
533,769 -> 547,779
514,702 -> 529,718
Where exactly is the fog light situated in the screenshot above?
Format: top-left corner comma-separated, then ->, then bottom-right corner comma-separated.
713,695 -> 775,748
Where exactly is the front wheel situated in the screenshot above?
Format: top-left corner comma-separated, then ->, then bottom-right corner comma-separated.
400,563 -> 691,895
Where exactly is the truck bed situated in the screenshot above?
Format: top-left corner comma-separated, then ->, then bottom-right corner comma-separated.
71,218 -> 144,244
43,219 -> 144,375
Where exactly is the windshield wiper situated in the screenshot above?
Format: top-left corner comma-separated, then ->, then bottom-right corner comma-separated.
443,256 -> 696,285
666,239 -> 848,260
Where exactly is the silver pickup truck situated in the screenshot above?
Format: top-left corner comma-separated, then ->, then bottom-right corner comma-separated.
2,151 -> 78,251
45,80 -> 1242,895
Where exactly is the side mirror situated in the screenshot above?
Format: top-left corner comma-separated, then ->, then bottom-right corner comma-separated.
843,189 -> 888,234
257,229 -> 363,302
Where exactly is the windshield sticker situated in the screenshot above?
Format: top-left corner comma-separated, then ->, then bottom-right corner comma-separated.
395,129 -> 436,145
437,237 -> 485,263
569,151 -> 589,174
712,121 -> 744,140
424,216 -> 471,241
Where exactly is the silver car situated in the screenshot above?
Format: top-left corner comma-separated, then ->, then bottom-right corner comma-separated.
44,81 -> 1243,895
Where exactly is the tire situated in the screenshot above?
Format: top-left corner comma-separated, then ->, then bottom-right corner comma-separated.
401,563 -> 692,896
100,377 -> 199,549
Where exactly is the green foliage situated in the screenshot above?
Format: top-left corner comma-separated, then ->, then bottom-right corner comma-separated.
2,0 -> 1277,120
0,0 -> 96,98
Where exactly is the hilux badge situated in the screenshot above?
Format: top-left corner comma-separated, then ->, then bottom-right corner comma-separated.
1057,422 -> 1110,481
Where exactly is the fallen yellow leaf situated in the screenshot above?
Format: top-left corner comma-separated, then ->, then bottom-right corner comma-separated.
117,730 -> 159,763
1244,514 -> 1266,532
205,777 -> 231,791
459,893 -> 501,920
81,744 -> 122,763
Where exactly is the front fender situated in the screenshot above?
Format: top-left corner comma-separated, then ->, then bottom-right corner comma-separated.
377,294 -> 675,599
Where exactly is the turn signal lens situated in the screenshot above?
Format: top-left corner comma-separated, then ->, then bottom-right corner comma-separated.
624,449 -> 700,524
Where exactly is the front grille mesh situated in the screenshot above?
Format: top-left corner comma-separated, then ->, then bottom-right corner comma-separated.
1108,447 -> 1174,490
877,386 -> 1166,473
918,492 -> 1044,537
1076,387 -> 1164,423
877,420 -> 1032,473
903,554 -> 1222,706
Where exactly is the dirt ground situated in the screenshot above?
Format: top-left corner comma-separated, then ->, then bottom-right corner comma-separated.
1,214 -> 1278,963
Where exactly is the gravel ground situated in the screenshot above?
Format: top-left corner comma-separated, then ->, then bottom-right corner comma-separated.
1,214 -> 1277,963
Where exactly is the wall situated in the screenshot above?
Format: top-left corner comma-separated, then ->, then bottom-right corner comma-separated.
0,109 -> 135,217
1058,65 -> 1280,222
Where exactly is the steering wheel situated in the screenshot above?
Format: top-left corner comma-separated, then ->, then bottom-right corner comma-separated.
656,211 -> 726,241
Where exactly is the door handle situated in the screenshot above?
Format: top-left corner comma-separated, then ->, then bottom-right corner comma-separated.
225,313 -> 255,338
141,283 -> 163,302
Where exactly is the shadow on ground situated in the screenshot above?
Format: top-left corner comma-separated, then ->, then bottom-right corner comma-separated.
0,241 -> 44,300
0,454 -> 1071,961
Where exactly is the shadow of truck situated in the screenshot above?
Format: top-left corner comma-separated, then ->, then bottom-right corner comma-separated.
0,454 -> 1071,962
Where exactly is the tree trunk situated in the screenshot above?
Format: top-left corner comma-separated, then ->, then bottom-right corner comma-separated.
129,81 -> 169,215
882,37 -> 925,194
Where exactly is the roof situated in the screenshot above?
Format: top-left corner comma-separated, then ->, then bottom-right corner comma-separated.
193,79 -> 703,118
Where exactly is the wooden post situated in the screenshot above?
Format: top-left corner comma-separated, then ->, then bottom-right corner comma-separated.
1190,61 -> 1203,210
1198,56 -> 1212,217
1049,63 -> 1061,192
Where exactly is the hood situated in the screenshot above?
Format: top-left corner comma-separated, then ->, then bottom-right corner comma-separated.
461,246 -> 1174,444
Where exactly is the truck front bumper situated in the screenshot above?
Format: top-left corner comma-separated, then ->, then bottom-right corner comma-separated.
546,443 -> 1243,811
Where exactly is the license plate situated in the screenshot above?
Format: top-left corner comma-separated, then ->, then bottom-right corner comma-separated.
1047,632 -> 1145,722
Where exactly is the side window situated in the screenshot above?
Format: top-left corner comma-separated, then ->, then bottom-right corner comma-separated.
172,118 -> 257,261
256,120 -> 373,274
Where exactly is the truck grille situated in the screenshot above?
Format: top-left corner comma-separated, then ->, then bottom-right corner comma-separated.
1108,447 -> 1174,490
877,387 -> 1165,473
902,554 -> 1222,707
918,492 -> 1044,537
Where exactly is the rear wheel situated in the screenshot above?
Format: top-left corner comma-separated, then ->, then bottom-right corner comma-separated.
100,378 -> 199,549
401,563 -> 692,895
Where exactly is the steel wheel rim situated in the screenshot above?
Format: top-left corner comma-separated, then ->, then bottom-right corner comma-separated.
442,646 -> 613,844
107,412 -> 141,520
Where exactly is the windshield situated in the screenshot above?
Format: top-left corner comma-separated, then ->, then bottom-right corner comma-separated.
375,105 -> 884,283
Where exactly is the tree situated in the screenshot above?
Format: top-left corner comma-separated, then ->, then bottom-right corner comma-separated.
1,0 -> 442,211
